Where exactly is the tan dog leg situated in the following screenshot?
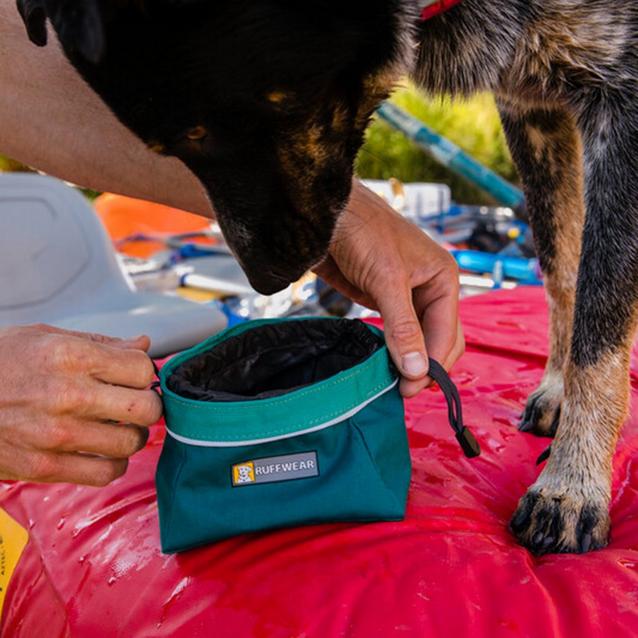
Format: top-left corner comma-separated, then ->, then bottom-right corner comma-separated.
511,349 -> 630,552
498,101 -> 584,436
510,96 -> 638,553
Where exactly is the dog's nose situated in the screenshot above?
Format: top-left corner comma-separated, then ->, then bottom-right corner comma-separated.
242,260 -> 315,296
247,271 -> 293,296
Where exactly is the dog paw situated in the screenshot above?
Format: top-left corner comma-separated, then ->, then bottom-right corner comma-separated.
510,488 -> 610,555
519,387 -> 562,437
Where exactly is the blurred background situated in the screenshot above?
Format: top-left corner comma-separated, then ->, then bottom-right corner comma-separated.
357,84 -> 517,204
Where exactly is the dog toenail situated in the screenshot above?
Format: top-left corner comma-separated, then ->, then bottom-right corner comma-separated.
536,446 -> 551,465
579,533 -> 592,553
519,420 -> 533,433
511,510 -> 528,531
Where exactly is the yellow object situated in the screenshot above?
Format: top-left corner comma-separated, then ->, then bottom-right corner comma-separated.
0,509 -> 28,616
232,462 -> 256,485
176,287 -> 219,303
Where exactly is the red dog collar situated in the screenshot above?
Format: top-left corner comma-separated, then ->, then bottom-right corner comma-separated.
420,0 -> 462,20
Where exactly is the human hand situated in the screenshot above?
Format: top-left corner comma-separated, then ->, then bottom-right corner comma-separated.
0,324 -> 162,485
314,180 -> 464,397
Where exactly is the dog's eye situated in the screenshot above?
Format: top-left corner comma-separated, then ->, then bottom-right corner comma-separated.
266,91 -> 288,104
186,126 -> 208,141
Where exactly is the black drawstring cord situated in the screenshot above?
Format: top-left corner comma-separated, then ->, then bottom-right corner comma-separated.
427,359 -> 481,459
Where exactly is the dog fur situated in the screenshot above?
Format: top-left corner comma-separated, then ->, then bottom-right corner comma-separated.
413,0 -> 638,555
17,0 -> 638,554
18,0 -> 414,294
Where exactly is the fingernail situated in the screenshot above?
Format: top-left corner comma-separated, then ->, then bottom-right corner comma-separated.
401,352 -> 427,378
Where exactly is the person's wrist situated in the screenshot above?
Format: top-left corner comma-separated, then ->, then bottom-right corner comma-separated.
333,179 -> 389,244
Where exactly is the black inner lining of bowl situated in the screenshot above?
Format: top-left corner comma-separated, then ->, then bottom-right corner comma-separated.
167,319 -> 385,402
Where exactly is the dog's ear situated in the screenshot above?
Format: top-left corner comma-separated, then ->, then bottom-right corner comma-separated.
16,0 -> 48,47
17,0 -> 105,64
47,0 -> 105,64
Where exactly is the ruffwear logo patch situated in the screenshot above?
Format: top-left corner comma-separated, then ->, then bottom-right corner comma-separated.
232,452 -> 319,487
232,462 -> 256,485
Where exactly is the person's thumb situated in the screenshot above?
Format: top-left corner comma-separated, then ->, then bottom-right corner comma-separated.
110,335 -> 151,352
377,286 -> 428,381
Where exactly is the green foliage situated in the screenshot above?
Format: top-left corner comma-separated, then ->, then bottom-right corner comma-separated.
0,156 -> 30,173
0,156 -> 98,199
356,84 -> 519,204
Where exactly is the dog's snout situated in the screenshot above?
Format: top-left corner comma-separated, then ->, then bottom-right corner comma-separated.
197,158 -> 347,297
244,269 -> 297,296
235,240 -> 330,296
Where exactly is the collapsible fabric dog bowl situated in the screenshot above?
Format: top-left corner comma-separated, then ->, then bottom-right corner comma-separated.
156,317 -> 479,554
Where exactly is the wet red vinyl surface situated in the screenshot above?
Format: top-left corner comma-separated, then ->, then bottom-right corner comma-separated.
2,287 -> 638,637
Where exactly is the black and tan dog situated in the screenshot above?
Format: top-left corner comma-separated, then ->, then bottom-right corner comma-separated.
17,0 -> 638,555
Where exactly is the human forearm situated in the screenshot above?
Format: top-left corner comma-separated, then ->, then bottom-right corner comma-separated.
0,1 -> 214,216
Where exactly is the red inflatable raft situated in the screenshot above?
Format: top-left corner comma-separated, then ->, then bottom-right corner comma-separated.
1,287 -> 638,637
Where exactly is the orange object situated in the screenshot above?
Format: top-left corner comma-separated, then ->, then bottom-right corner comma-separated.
94,193 -> 214,258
